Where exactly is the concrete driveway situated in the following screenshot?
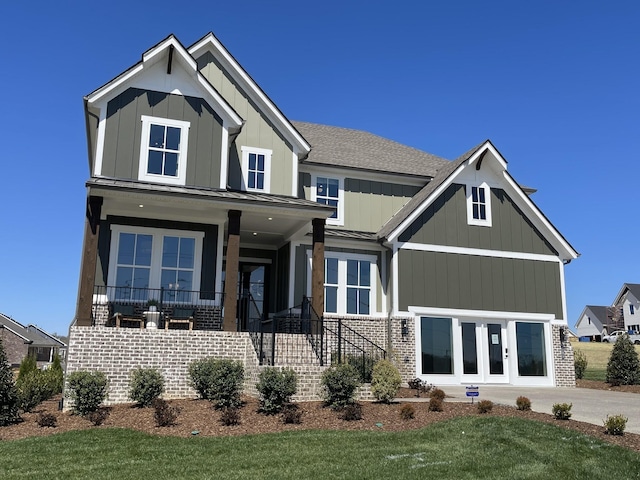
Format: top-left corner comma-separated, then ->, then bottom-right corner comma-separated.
439,386 -> 640,434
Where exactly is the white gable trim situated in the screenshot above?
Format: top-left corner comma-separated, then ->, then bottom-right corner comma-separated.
189,33 -> 310,156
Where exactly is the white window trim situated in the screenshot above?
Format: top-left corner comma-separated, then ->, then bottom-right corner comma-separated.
241,146 -> 272,193
306,250 -> 378,315
310,174 -> 344,226
466,182 -> 492,227
107,225 -> 204,293
138,115 -> 190,186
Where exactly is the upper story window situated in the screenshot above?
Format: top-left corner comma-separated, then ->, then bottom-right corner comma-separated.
311,175 -> 344,226
241,146 -> 272,192
138,116 -> 190,185
466,183 -> 492,227
631,304 -> 635,315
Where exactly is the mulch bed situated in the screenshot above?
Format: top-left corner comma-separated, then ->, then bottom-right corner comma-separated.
2,393 -> 639,453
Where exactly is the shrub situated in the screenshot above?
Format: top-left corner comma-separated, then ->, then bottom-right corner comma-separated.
37,412 -> 57,428
430,388 -> 446,401
552,402 -> 572,420
0,338 -> 20,425
16,370 -> 58,412
516,396 -> 531,411
371,359 -> 401,403
606,334 -> 640,386
188,358 -> 244,408
17,354 -> 37,380
604,414 -> 628,436
128,368 -> 165,407
152,398 -> 179,427
407,378 -> 433,397
400,404 -> 415,420
321,363 -> 362,409
477,400 -> 493,414
256,367 -> 297,415
281,403 -> 302,424
220,407 -> 240,426
344,354 -> 377,383
87,408 -> 110,426
66,371 -> 108,415
428,397 -> 443,412
574,349 -> 588,380
341,402 -> 363,421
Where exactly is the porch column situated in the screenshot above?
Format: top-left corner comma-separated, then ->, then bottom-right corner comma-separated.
223,210 -> 241,331
76,195 -> 103,327
311,218 -> 325,317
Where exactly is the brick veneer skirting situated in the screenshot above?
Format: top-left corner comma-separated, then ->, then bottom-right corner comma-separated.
551,324 -> 576,387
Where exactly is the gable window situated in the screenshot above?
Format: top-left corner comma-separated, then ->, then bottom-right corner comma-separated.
631,305 -> 635,315
138,116 -> 190,185
311,175 -> 344,226
466,183 -> 492,226
109,225 -> 203,302
241,147 -> 272,192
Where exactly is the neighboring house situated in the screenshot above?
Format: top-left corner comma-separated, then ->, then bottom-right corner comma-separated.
66,33 -> 579,404
613,284 -> 640,334
0,313 -> 66,368
575,305 -> 613,341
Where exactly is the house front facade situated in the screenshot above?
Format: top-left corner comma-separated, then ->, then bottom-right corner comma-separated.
613,284 -> 640,334
0,313 -> 66,368
66,33 -> 578,403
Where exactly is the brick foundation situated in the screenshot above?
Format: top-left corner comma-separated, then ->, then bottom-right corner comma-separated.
551,324 -> 576,387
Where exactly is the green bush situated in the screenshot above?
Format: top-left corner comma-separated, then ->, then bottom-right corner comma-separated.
552,402 -> 572,420
256,367 -> 297,415
516,396 -> 531,411
16,370 -> 57,412
400,404 -> 415,420
281,403 -> 302,424
321,363 -> 362,410
574,349 -> 588,380
0,338 -> 21,426
370,359 -> 401,403
604,414 -> 628,436
606,334 -> 640,386
48,355 -> 64,394
18,354 -> 37,379
188,358 -> 244,408
128,368 -> 165,407
153,398 -> 179,427
477,400 -> 493,414
66,371 -> 108,415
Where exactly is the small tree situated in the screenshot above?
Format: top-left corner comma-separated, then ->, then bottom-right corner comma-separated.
17,354 -> 37,380
574,349 -> 588,380
370,359 -> 401,403
606,333 -> 640,386
0,338 -> 21,425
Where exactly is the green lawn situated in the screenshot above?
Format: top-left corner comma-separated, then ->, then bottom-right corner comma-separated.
2,417 -> 639,479
572,340 -> 640,381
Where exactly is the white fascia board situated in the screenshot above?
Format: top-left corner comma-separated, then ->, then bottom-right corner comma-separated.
396,241 -> 561,263
86,36 -> 242,129
299,164 -> 428,188
325,238 -> 386,252
291,150 -> 299,196
407,305 -> 556,322
188,34 -> 310,155
612,284 -> 631,306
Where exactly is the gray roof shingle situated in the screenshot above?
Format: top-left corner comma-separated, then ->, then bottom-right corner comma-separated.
293,121 -> 449,178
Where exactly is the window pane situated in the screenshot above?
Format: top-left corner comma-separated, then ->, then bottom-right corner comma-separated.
166,127 -> 180,150
516,322 -> 547,376
115,266 -> 133,287
359,289 -> 369,315
326,257 -> 338,285
328,178 -> 339,198
132,267 -> 150,289
461,322 -> 478,374
360,261 -> 370,287
135,235 -> 152,266
325,286 -> 337,313
257,154 -> 264,171
471,187 -> 478,202
162,237 -> 179,268
117,233 -> 135,265
249,153 -> 256,170
420,317 -> 453,374
149,124 -> 165,148
147,150 -> 163,174
179,238 -> 195,269
472,204 -> 479,219
479,204 -> 486,220
248,171 -> 256,188
347,287 -> 357,313
347,260 -> 358,286
177,270 -> 193,291
164,152 -> 178,176
256,172 -> 264,190
478,187 -> 485,203
317,177 -> 327,195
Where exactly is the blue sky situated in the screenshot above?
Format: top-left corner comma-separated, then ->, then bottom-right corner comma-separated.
0,1 -> 638,335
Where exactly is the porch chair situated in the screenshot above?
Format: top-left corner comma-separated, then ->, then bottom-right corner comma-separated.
165,307 -> 195,330
110,303 -> 144,328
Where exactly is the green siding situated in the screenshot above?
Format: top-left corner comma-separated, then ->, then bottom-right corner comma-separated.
196,52 -> 294,195
97,216 -> 218,291
102,88 -> 223,189
397,250 -> 563,319
398,184 -> 558,255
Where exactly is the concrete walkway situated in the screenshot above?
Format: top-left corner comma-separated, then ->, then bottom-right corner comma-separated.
403,386 -> 640,434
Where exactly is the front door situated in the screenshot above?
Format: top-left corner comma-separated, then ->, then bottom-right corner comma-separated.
237,263 -> 269,330
485,321 -> 509,383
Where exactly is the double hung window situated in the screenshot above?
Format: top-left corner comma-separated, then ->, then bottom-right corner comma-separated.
138,116 -> 190,185
466,182 -> 492,226
241,147 -> 272,192
311,175 -> 343,225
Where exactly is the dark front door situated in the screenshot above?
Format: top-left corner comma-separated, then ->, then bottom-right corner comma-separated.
237,263 -> 269,330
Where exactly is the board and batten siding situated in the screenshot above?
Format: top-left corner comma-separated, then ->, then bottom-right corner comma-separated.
196,52 -> 294,195
397,250 -> 563,319
399,184 -> 558,255
101,88 -> 224,189
300,173 -> 421,232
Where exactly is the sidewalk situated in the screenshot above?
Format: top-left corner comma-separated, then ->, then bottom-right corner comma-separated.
426,386 -> 640,434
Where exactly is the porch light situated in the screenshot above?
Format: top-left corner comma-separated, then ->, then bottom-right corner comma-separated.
559,327 -> 566,347
138,204 -> 144,208
253,232 -> 257,236
268,217 -> 273,220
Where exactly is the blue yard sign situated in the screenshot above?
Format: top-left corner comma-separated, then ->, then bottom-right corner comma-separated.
466,385 -> 479,403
